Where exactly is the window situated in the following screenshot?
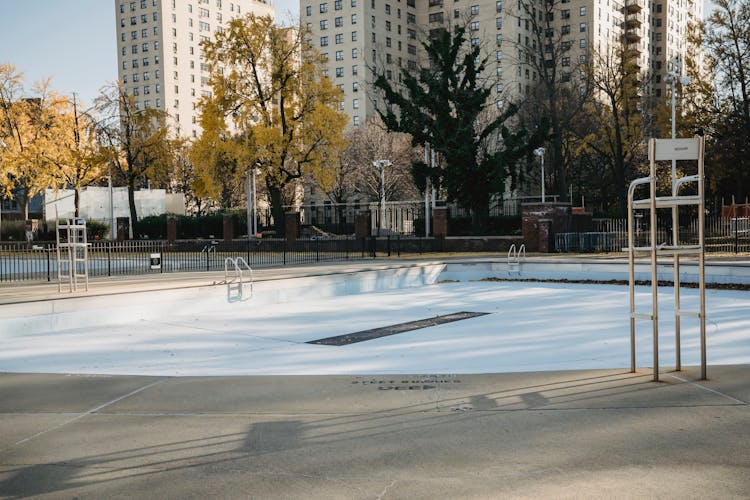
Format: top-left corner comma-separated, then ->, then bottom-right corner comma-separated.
320,3 -> 328,13
320,36 -> 328,46
386,37 -> 392,47
335,0 -> 342,8
428,12 -> 443,23
579,54 -> 587,63
562,9 -> 570,19
123,60 -> 128,70
142,28 -> 148,37
351,0 -> 357,5
144,85 -> 151,94
120,4 -> 125,14
351,30 -> 357,41
122,47 -> 126,56
131,30 -> 138,39
306,5 -> 312,15
470,4 -> 479,14
321,52 -> 329,61
408,44 -> 416,55
141,14 -> 147,23
142,57 -> 149,66
335,33 -> 343,43
131,16 -> 137,25
353,115 -> 359,126
562,24 -> 570,34
133,73 -> 140,82
353,98 -> 359,109
142,42 -> 149,51
562,56 -> 570,66
351,13 -> 357,23
496,17 -> 502,29
385,20 -> 391,31
320,19 -> 328,29
580,22 -> 586,32
140,0 -> 146,8
470,21 -> 479,30
336,67 -> 344,77
130,1 -> 135,10
335,17 -> 342,27
153,26 -> 159,35
579,38 -> 586,48
496,50 -> 503,61
153,12 -> 158,21
336,50 -> 344,60
496,1 -> 502,12
352,64 -> 358,75
352,48 -> 358,58
471,37 -> 480,46
580,6 -> 586,15
132,44 -> 138,54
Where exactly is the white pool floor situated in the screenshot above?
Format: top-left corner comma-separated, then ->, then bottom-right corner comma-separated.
2,281 -> 749,376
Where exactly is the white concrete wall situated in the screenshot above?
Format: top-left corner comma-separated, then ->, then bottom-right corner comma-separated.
44,187 -> 181,222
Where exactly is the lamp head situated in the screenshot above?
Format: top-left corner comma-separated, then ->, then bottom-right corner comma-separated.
533,147 -> 545,157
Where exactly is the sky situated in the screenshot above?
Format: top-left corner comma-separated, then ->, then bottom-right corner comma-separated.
0,0 -> 300,108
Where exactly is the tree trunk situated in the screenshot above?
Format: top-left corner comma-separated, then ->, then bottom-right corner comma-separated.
127,175 -> 137,239
74,187 -> 80,218
268,183 -> 286,236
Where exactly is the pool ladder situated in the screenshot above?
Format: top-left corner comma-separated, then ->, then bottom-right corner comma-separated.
507,244 -> 525,275
224,257 -> 253,302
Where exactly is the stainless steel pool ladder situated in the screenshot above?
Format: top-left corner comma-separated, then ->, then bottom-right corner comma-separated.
56,218 -> 89,293
507,244 -> 526,275
224,257 -> 253,301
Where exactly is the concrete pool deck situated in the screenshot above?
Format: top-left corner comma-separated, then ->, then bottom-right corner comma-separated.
1,366 -> 749,498
1,255 -> 749,497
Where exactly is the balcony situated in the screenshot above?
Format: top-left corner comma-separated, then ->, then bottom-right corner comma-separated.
623,13 -> 641,29
624,28 -> 641,42
622,0 -> 642,14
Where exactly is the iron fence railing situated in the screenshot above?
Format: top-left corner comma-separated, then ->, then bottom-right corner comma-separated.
557,216 -> 750,253
0,237 -> 367,283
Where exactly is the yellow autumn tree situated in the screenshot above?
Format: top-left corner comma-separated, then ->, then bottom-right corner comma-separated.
190,98 -> 243,210
201,14 -> 347,234
0,64 -> 69,219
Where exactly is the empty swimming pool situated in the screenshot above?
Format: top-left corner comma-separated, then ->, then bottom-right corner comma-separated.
2,261 -> 749,376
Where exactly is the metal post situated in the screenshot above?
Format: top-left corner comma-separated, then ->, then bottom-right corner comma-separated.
649,140 -> 659,382
425,143 -> 430,237
698,136 -> 707,380
671,75 -> 681,371
108,165 -> 115,240
251,171 -> 255,240
252,169 -> 259,237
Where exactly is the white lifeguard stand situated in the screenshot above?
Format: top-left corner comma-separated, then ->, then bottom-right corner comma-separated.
56,217 -> 89,292
626,136 -> 707,381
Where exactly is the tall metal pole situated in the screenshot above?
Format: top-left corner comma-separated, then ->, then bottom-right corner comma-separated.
424,143 -> 430,237
541,154 -> 545,203
108,164 -> 115,240
251,173 -> 255,239
252,169 -> 259,236
380,162 -> 385,233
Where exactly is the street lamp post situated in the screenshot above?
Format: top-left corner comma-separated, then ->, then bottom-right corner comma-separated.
0,139 -> 6,241
534,147 -> 546,203
372,159 -> 392,234
252,167 -> 260,236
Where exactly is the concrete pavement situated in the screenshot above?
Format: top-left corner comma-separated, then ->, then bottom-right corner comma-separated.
1,366 -> 749,499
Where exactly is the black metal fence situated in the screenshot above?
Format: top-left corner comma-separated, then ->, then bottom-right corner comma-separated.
555,216 -> 750,253
0,237 -> 368,283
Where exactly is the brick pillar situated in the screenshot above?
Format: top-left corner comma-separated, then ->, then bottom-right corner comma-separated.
355,211 -> 371,238
285,211 -> 300,249
538,219 -> 552,253
222,214 -> 233,241
433,206 -> 448,238
167,216 -> 177,242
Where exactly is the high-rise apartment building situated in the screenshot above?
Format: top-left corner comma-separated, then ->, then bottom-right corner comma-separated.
115,0 -> 274,138
303,0 -> 701,126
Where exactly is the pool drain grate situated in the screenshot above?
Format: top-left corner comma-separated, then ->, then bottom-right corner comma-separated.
307,311 -> 490,346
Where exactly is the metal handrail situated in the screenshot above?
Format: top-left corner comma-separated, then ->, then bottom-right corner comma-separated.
224,256 -> 253,300
507,243 -> 525,272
